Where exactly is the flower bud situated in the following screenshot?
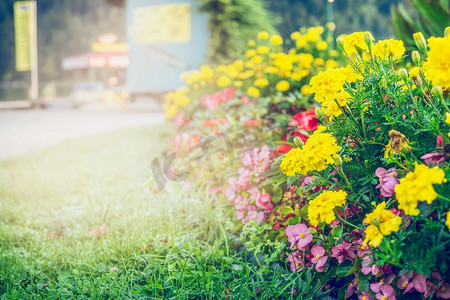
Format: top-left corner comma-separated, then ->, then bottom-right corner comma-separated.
411,51 -> 421,66
364,32 -> 373,50
432,85 -> 443,100
413,32 -> 427,54
445,27 -> 450,37
293,136 -> 304,148
333,155 -> 343,167
314,107 -> 323,119
412,76 -> 422,87
336,36 -> 345,50
398,68 -> 408,81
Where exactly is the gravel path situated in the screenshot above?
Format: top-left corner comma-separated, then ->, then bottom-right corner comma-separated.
0,105 -> 165,159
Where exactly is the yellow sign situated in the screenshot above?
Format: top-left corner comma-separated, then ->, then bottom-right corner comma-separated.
91,42 -> 128,53
134,3 -> 191,44
14,1 -> 32,71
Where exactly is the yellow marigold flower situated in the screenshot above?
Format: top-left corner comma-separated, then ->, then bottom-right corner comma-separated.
299,53 -> 314,69
290,31 -> 301,40
270,35 -> 283,45
314,58 -> 325,66
276,80 -> 290,92
257,45 -> 270,55
326,59 -> 339,69
395,164 -> 447,216
424,35 -> 450,87
264,66 -> 278,74
248,39 -> 256,47
165,104 -> 178,119
174,95 -> 190,106
296,37 -> 308,49
308,190 -> 347,226
257,31 -> 269,40
330,50 -> 339,57
372,39 -> 405,60
316,41 -> 328,51
244,49 -> 256,58
301,85 -> 312,95
446,112 -> 450,124
247,86 -> 260,98
409,67 -> 420,78
251,55 -> 263,64
234,80 -> 243,87
217,76 -> 231,88
363,202 -> 401,247
280,126 -> 341,176
254,78 -> 269,88
446,210 -> 450,231
341,31 -> 373,55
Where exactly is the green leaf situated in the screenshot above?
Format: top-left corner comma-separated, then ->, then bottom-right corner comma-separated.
331,225 -> 343,239
336,260 -> 354,277
357,271 -> 372,292
270,185 -> 283,203
281,206 -> 294,215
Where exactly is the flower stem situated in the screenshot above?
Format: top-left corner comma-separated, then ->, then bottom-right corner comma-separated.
334,209 -> 362,230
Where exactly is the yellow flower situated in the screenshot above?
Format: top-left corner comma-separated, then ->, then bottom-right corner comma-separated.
247,86 -> 260,98
296,37 -> 308,49
314,58 -> 325,66
446,112 -> 450,124
254,78 -> 269,88
424,35 -> 450,87
270,34 -> 283,46
326,59 -> 339,69
316,41 -> 328,51
299,53 -> 314,69
248,39 -> 256,47
341,31 -> 372,55
234,80 -> 243,87
388,130 -> 410,154
276,80 -> 290,92
217,76 -> 231,88
280,126 -> 341,176
251,55 -> 263,64
409,66 -> 420,78
308,190 -> 347,226
165,104 -> 178,119
257,45 -> 270,55
330,50 -> 339,57
257,31 -> 269,40
174,95 -> 190,106
244,49 -> 256,58
363,202 -> 401,247
446,210 -> 450,231
301,85 -> 312,95
372,39 -> 405,60
290,31 -> 301,40
395,164 -> 447,216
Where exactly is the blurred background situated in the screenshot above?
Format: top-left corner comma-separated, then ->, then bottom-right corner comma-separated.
0,0 -> 448,157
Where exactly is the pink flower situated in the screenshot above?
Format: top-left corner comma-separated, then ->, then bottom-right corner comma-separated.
436,282 -> 450,299
237,168 -> 252,187
396,272 -> 414,293
412,273 -> 428,294
310,245 -> 328,272
174,111 -> 185,127
358,291 -> 372,300
331,242 -> 357,264
375,168 -> 399,197
421,152 -> 445,166
288,252 -> 305,272
255,193 -> 273,212
288,111 -> 318,132
285,224 -> 313,250
361,255 -> 379,276
243,206 -> 265,224
247,187 -> 261,201
372,284 -> 396,300
437,135 -> 444,147
346,277 -> 358,298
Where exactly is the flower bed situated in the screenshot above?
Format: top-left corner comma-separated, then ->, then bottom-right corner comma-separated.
165,27 -> 450,299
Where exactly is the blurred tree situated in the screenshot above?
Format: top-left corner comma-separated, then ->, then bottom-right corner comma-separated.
266,0 -> 401,40
198,0 -> 277,63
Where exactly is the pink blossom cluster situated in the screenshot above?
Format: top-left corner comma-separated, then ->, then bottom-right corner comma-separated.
224,145 -> 274,224
200,88 -> 236,109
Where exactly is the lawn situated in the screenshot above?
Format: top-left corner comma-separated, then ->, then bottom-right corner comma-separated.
0,125 -> 303,299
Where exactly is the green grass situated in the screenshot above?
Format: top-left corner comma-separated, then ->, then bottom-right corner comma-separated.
0,124 -> 307,299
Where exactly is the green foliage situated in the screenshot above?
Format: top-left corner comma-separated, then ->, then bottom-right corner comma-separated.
198,0 -> 277,63
392,0 -> 450,49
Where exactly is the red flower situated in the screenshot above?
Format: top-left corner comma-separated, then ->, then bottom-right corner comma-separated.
289,111 -> 318,132
277,144 -> 292,156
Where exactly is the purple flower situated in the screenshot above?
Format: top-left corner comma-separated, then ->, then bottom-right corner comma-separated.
285,224 -> 313,250
421,152 -> 445,166
288,252 -> 304,272
396,272 -> 414,294
436,282 -> 450,299
375,168 -> 399,197
361,255 -> 379,276
358,291 -> 372,300
331,242 -> 357,264
310,245 -> 328,272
